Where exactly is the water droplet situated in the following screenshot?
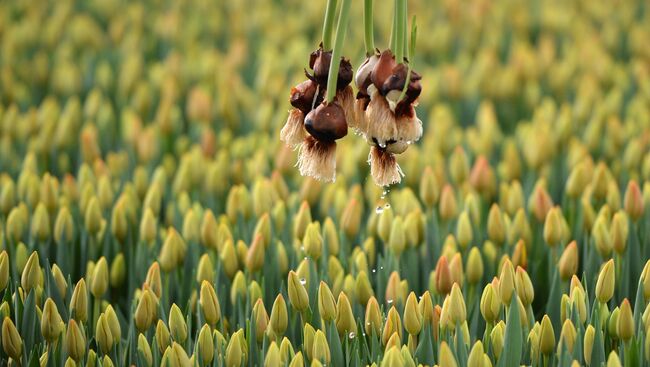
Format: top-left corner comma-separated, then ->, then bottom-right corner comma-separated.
379,266 -> 384,270
407,141 -> 412,145
366,322 -> 371,326
387,299 -> 394,305
382,190 -> 388,196
375,206 -> 384,214
299,278 -> 307,285
362,332 -> 366,337
300,246 -> 305,251
348,332 -> 356,339
372,268 -> 376,273
384,203 -> 391,209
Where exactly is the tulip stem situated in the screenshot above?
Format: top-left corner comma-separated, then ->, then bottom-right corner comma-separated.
394,0 -> 406,64
364,0 -> 375,56
398,18 -> 417,104
325,0 -> 352,103
322,0 -> 338,51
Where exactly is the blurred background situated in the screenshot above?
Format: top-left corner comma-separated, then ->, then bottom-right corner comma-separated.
1,0 -> 649,203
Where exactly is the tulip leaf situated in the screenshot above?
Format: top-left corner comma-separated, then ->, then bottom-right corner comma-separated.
497,296 -> 522,367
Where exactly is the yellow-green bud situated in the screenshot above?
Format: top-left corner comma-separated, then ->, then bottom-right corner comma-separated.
264,342 -> 280,367
335,292 -> 356,336
322,218 -> 340,256
91,256 -> 109,298
111,202 -> 128,244
377,206 -> 394,243
253,213 -> 271,248
293,202 -> 312,240
356,271 -> 374,306
140,208 -> 158,244
96,313 -> 114,353
468,340 -> 485,367
403,292 -> 422,335
480,283 -> 500,323
41,298 -> 63,343
596,259 -> 615,303
6,207 -> 25,243
456,211 -> 473,249
230,271 -> 247,304
246,234 -> 265,273
196,254 -> 214,284
491,321 -> 505,359
449,283 -> 467,325
0,251 -> 9,292
288,271 -> 309,312
607,351 -> 622,367
498,259 -> 515,305
611,211 -> 628,255
252,299 -> 269,343
487,204 -> 505,245
54,207 -> 74,245
389,216 -> 406,257
168,304 -> 187,343
269,294 -> 288,339
382,307 -> 403,345
303,323 -> 316,360
289,352 -> 304,367
624,180 -> 644,221
558,241 -> 578,280
159,228 -> 187,272
558,319 -> 577,354
70,278 -> 88,322
382,346 -> 404,367
145,262 -> 162,299
515,267 -> 534,306
543,207 -> 563,246
21,251 -> 41,293
303,222 -> 323,260
31,203 -> 51,241
584,325 -> 595,365
155,320 -> 171,354
197,324 -> 214,365
104,305 -> 120,345
110,253 -> 126,288
199,281 -> 221,326
66,319 -> 86,361
439,341 -> 458,367
618,299 -> 634,341
420,166 -> 440,208
365,297 -> 382,337
312,330 -> 330,364
225,329 -> 244,367
340,199 -> 361,239
200,210 -> 218,250
2,317 -> 22,361
466,247 -> 484,285
539,315 -> 555,355
84,197 -> 103,235
135,289 -> 157,332
318,281 -> 336,321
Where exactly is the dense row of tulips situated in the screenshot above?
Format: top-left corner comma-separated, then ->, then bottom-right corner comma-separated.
1,0 -> 650,366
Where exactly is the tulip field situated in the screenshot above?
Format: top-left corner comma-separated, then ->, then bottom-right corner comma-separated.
1,0 -> 650,366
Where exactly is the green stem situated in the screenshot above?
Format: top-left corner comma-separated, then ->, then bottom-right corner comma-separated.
402,0 -> 408,59
389,1 -> 397,51
326,0 -> 352,103
394,0 -> 406,63
322,0 -> 338,50
364,0 -> 375,56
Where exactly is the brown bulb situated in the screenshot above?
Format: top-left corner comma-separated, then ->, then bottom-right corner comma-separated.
370,50 -> 396,92
290,79 -> 322,115
304,102 -> 348,142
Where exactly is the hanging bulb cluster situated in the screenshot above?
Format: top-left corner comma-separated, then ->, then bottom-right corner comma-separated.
282,0 -> 422,187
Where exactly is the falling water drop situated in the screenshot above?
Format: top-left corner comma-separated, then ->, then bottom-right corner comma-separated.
375,206 -> 384,214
